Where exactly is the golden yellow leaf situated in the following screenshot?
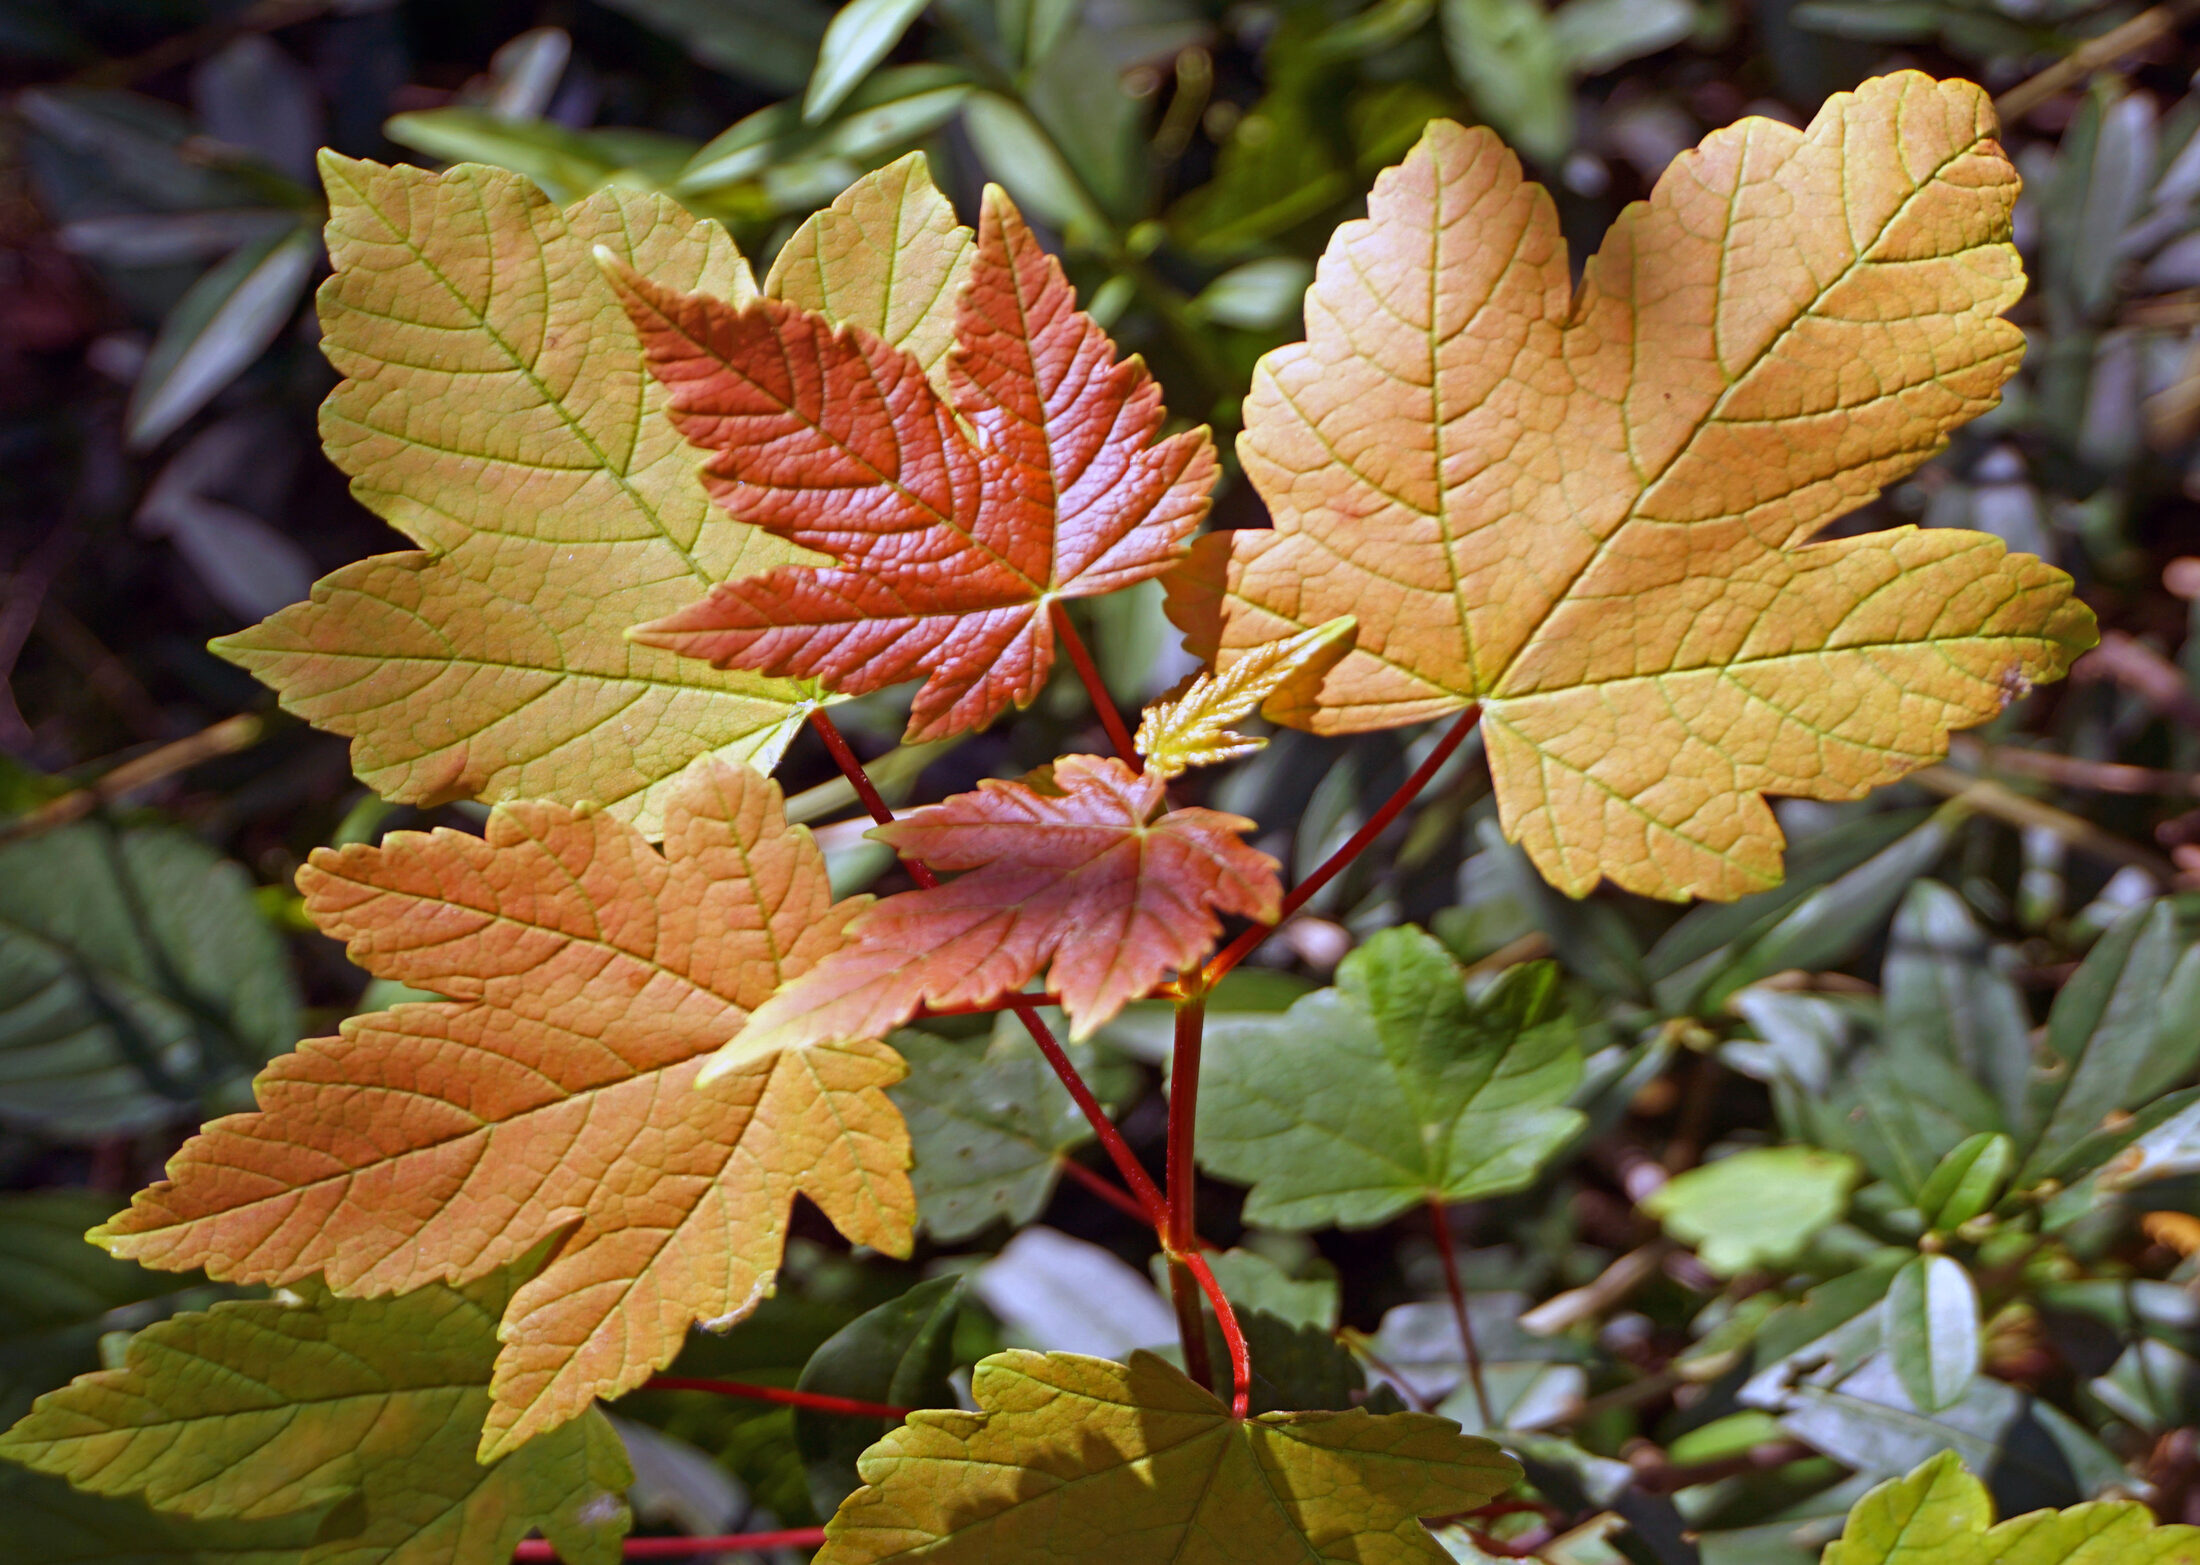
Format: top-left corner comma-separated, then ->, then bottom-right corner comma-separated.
1136,615 -> 1356,779
93,760 -> 912,1459
1168,73 -> 2096,901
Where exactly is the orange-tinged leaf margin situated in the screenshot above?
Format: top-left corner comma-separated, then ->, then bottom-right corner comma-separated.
91,759 -> 913,1459
1169,72 -> 2095,901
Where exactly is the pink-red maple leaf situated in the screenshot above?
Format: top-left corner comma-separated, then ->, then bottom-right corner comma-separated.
606,188 -> 1217,743
707,755 -> 1280,1079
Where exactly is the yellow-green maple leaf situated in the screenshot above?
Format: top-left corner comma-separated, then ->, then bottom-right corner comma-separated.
1825,1452 -> 2200,1563
0,1271 -> 631,1565
215,153 -> 969,833
820,1350 -> 1518,1564
1168,72 -> 2096,901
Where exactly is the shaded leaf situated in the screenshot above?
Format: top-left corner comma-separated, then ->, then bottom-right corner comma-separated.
1440,0 -> 1571,165
1643,1147 -> 1859,1276
1136,616 -> 1356,780
0,1273 -> 631,1564
128,222 -> 319,451
1913,1133 -> 2014,1230
0,819 -> 298,1137
806,0 -> 931,123
93,761 -> 913,1458
1823,1451 -> 2200,1563
793,1275 -> 963,1518
1198,929 -> 1583,1229
723,755 -> 1279,1065
1885,880 -> 2030,1130
592,0 -> 830,91
4,1462 -> 337,1565
1169,73 -> 2094,901
617,187 -> 1216,743
1884,1255 -> 1979,1414
213,156 -> 822,833
818,1350 -> 1519,1564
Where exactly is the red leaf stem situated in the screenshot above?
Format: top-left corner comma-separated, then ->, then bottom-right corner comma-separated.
1053,1153 -> 1155,1224
1048,599 -> 1139,767
1179,1247 -> 1251,1420
515,1530 -> 828,1561
1201,706 -> 1482,986
804,709 -> 1167,1228
1428,1197 -> 1494,1429
914,991 -> 1062,1019
646,1376 -> 910,1419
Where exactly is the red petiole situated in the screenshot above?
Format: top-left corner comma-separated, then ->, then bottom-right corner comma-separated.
645,1376 -> 911,1419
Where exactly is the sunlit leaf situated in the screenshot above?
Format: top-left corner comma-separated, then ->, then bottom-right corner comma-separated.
818,1350 -> 1519,1564
615,186 -> 1217,742
93,761 -> 913,1458
1824,1451 -> 2200,1563
1169,73 -> 2095,901
1136,616 -> 1355,780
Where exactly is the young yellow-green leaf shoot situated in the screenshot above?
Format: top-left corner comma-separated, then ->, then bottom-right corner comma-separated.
1168,72 -> 2096,901
1136,616 -> 1357,780
1824,1451 -> 2200,1563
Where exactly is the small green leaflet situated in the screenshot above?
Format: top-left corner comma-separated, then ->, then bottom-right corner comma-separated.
1824,1451 -> 2200,1563
0,1271 -> 631,1565
819,1350 -> 1519,1564
1197,928 -> 1583,1228
1642,1146 -> 1859,1276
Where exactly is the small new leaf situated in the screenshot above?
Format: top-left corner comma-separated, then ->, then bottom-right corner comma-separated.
1197,928 -> 1584,1229
1136,616 -> 1356,780
93,761 -> 912,1458
613,186 -> 1217,743
0,1273 -> 632,1565
716,755 -> 1280,1074
1168,73 -> 2095,901
1825,1451 -> 2200,1563
819,1350 -> 1519,1565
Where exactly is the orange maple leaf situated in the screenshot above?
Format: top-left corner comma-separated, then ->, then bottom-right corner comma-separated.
708,755 -> 1280,1079
92,761 -> 911,1459
606,188 -> 1218,743
1167,74 -> 2095,901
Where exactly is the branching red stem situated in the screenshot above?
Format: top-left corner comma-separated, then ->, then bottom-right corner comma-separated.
1428,1198 -> 1494,1429
806,709 -> 1167,1228
515,1530 -> 828,1560
1048,599 -> 1139,767
1054,1153 -> 1154,1223
1180,1248 -> 1251,1419
1202,706 -> 1482,987
645,1377 -> 909,1419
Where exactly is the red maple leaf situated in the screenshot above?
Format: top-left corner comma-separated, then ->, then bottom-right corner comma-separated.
704,754 -> 1281,1080
606,189 -> 1216,743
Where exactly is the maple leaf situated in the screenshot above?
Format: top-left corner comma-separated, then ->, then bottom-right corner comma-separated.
1135,615 -> 1356,780
213,153 -> 969,832
817,1349 -> 1519,1564
1198,929 -> 1583,1229
1167,72 -> 2097,900
91,760 -> 913,1459
1824,1451 -> 2200,1563
709,754 -> 1280,1077
609,186 -> 1219,743
0,1271 -> 632,1565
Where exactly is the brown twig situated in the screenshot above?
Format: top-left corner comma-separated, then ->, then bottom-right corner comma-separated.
1518,1240 -> 1676,1337
1906,765 -> 2174,882
2075,630 -> 2200,732
1949,735 -> 2200,796
0,714 -> 263,844
1995,1 -> 2200,123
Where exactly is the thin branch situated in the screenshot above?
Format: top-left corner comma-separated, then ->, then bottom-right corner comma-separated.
1166,988 -> 1218,1392
1995,0 -> 2200,122
805,709 -> 1168,1228
0,714 -> 263,844
1949,735 -> 2200,796
1054,1153 -> 1155,1224
1179,1247 -> 1252,1419
1203,706 -> 1483,986
1048,601 -> 1138,767
514,1530 -> 828,1561
1906,764 -> 2174,883
645,1377 -> 910,1419
1517,1240 -> 1675,1337
1428,1199 -> 1494,1429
